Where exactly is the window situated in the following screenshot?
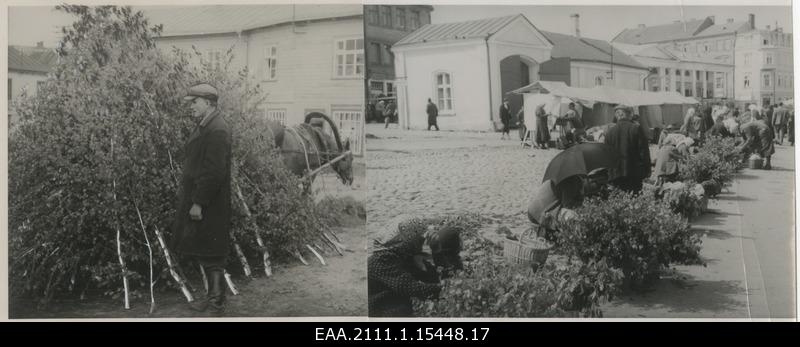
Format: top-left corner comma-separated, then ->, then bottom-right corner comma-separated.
685,70 -> 690,77
435,72 -> 454,112
744,53 -> 751,66
264,46 -> 277,81
379,6 -> 392,27
676,81 -> 681,92
381,44 -> 393,66
368,42 -> 381,64
664,68 -> 670,75
36,80 -> 45,93
266,108 -> 287,125
715,75 -> 723,89
766,53 -> 773,64
763,38 -> 769,46
367,6 -> 379,25
744,73 -> 751,88
594,76 -> 603,86
395,8 -> 406,30
386,82 -> 394,96
410,11 -> 421,30
675,69 -> 680,76
704,42 -> 709,52
334,38 -> 364,78
778,75 -> 782,87
763,73 -> 771,87
207,50 -> 223,70
716,40 -> 724,50
724,39 -> 732,50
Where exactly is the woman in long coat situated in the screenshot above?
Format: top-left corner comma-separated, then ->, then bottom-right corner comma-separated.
535,104 -> 550,149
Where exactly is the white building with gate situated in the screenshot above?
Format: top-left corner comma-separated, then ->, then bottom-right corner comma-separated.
392,15 -> 553,131
145,5 -> 366,156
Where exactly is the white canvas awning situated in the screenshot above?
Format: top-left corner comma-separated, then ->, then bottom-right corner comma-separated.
511,81 -> 699,107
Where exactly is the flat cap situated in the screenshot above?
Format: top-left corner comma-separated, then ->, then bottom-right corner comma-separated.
614,104 -> 631,113
184,83 -> 218,102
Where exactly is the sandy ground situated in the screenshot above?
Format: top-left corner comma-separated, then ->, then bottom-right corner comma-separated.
10,160 -> 367,319
366,124 -> 795,318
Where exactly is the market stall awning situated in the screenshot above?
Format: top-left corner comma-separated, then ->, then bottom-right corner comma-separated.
511,81 -> 699,107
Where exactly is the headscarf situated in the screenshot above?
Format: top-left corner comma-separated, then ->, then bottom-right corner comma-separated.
371,216 -> 428,255
535,104 -> 546,117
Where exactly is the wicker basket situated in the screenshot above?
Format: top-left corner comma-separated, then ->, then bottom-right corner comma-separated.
503,229 -> 551,268
748,157 -> 763,169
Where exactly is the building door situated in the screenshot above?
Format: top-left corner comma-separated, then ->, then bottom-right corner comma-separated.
500,55 -> 533,128
332,110 -> 364,156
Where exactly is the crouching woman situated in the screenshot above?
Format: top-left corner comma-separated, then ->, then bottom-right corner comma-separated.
368,220 -> 463,317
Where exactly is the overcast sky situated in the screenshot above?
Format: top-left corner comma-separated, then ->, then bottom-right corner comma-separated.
431,5 -> 793,41
7,3 -> 794,47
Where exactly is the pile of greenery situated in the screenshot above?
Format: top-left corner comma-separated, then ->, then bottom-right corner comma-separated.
553,189 -> 704,289
9,6 -> 341,306
411,214 -> 623,318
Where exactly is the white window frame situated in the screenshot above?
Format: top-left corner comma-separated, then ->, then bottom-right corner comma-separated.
744,53 -> 751,66
765,53 -> 774,65
594,76 -> 604,86
744,73 -> 751,89
333,37 -> 364,79
266,108 -> 287,125
763,73 -> 771,87
433,71 -> 455,114
264,45 -> 278,81
332,109 -> 364,156
724,39 -> 732,50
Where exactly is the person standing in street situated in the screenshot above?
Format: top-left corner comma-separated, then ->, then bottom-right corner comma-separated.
773,102 -> 788,145
681,106 -> 705,143
384,99 -> 397,129
535,104 -> 550,149
426,98 -> 439,131
561,102 -> 586,143
173,83 -> 232,316
604,105 -> 652,194
517,107 -> 526,141
701,102 -> 715,132
500,99 -> 512,140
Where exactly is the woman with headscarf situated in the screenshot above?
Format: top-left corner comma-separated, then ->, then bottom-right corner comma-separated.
681,107 -> 705,143
368,218 -> 463,317
535,104 -> 551,149
654,135 -> 692,186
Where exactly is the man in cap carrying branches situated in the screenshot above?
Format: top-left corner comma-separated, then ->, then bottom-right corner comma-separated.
604,105 -> 652,194
172,82 -> 233,316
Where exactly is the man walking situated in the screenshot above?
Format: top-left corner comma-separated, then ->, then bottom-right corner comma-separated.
773,102 -> 788,145
500,99 -> 512,140
426,98 -> 439,131
174,83 -> 232,316
604,105 -> 651,194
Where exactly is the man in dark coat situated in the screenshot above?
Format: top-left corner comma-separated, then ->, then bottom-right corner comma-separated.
174,83 -> 232,316
426,98 -> 439,131
603,105 -> 652,194
499,99 -> 512,140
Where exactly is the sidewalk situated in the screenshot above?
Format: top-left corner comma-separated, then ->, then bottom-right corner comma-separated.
602,145 -> 795,319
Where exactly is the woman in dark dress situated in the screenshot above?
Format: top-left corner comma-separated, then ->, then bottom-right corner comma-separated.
535,104 -> 550,149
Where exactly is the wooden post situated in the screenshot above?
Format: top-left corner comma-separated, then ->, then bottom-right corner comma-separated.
306,244 -> 327,266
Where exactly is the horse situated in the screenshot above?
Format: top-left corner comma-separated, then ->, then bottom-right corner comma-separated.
266,112 -> 354,190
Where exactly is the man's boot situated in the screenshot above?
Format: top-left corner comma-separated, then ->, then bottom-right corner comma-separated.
207,268 -> 226,317
763,156 -> 772,170
189,270 -> 211,312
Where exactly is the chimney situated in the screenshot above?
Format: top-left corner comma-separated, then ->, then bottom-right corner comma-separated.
709,16 -> 715,24
570,13 -> 580,38
727,18 -> 734,23
638,24 -> 646,29
36,41 -> 43,48
749,13 -> 755,29
766,25 -> 771,31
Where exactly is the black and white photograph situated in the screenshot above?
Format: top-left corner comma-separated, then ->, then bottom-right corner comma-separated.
6,2 -> 367,318
365,2 -> 796,318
